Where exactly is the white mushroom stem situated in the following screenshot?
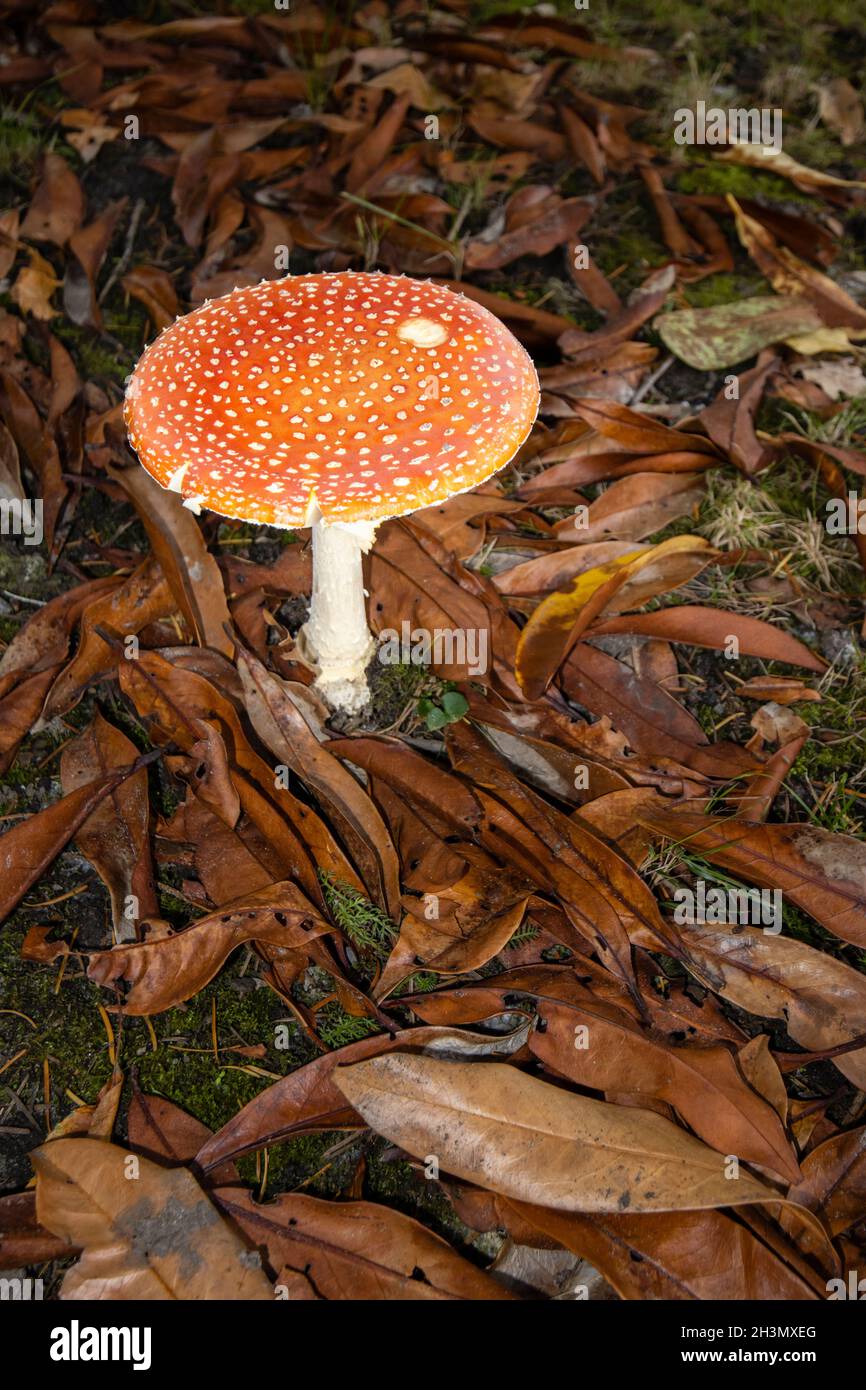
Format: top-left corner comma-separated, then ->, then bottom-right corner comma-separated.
299,513 -> 378,714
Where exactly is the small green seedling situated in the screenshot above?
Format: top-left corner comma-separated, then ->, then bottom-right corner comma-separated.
417,689 -> 469,731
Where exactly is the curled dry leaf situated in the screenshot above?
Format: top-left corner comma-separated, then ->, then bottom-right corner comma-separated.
105,461 -> 234,657
237,647 -> 401,918
729,197 -> 866,333
44,554 -> 175,717
87,881 -> 330,1015
515,535 -> 715,699
19,152 -> 85,247
119,650 -> 360,898
376,857 -> 533,997
718,143 -> 866,195
662,919 -> 866,1091
501,1201 -> 823,1301
60,710 -> 159,942
63,199 -> 127,330
11,249 -> 61,320
787,1125 -> 866,1236
215,1188 -> 514,1300
736,676 -> 821,705
0,576 -> 118,693
195,1024 -> 530,1172
592,605 -> 827,672
816,78 -> 865,147
122,265 -> 179,332
464,197 -> 592,271
527,994 -> 800,1183
0,760 -> 155,929
554,472 -> 705,545
0,1191 -> 75,1270
696,353 -> 779,475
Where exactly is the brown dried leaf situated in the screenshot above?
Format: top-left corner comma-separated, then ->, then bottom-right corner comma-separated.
87,881 -> 330,1015
105,461 -> 233,657
33,1137 -> 273,1300
60,711 -> 159,941
335,1053 -> 782,1214
215,1188 -> 513,1300
639,809 -> 866,948
19,152 -> 85,247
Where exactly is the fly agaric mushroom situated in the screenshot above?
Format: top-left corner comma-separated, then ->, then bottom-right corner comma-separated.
124,272 -> 539,712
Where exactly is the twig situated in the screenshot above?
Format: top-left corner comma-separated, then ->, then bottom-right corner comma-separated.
99,197 -> 146,305
1,589 -> 45,607
628,352 -> 675,405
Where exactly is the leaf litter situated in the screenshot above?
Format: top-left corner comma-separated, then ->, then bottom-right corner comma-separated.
0,0 -> 865,1306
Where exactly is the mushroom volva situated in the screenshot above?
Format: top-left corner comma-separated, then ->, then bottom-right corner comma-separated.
125,271 -> 539,712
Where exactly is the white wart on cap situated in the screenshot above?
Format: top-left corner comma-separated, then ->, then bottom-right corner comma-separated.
124,271 -> 540,527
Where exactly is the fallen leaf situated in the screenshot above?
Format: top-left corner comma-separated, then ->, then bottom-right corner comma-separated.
60,711 -> 159,942
639,809 -> 866,948
19,152 -> 85,246
0,760 -> 155,929
33,1137 -> 273,1299
44,554 -> 176,717
335,1053 -> 783,1214
87,881 -> 330,1015
592,605 -> 826,672
515,536 -> 715,699
10,249 -> 61,320
215,1188 -> 513,1299
237,648 -> 401,919
817,78 -> 865,147
122,266 -> 179,332
64,199 -> 127,330
657,296 -> 821,371
502,1200 -> 822,1300
105,460 -> 234,657
718,143 -> 866,195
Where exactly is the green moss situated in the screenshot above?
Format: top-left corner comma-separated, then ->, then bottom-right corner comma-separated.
674,159 -> 815,206
0,105 -> 59,184
394,971 -> 440,995
368,657 -> 430,727
683,272 -> 763,308
597,224 -> 668,278
102,299 -> 149,355
53,323 -> 134,386
315,1001 -> 381,1050
788,676 -> 866,833
318,872 -> 397,962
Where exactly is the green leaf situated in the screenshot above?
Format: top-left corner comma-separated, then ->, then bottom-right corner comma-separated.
423,705 -> 450,731
656,295 -> 822,370
441,691 -> 469,721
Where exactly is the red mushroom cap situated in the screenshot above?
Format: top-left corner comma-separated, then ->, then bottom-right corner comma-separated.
124,271 -> 539,527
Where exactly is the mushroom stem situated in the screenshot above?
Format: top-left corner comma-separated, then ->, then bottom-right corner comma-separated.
299,514 -> 377,714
